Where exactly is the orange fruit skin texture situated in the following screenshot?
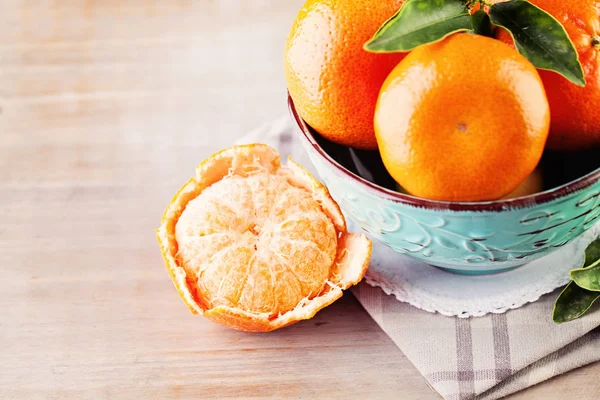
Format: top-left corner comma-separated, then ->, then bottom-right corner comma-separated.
284,0 -> 406,150
374,34 -> 550,202
496,0 -> 600,151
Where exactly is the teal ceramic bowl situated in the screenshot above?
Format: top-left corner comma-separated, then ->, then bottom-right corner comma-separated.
289,96 -> 600,274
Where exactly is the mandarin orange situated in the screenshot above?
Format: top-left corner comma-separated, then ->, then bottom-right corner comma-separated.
284,0 -> 406,150
496,0 -> 600,150
374,34 -> 550,202
157,144 -> 371,332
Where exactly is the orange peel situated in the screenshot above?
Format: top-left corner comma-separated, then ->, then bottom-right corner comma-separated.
157,144 -> 371,332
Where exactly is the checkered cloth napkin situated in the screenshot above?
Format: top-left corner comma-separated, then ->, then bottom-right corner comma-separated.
239,116 -> 600,400
354,286 -> 600,399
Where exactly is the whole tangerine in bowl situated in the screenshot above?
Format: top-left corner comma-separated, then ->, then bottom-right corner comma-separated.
284,0 -> 406,150
374,34 -> 550,202
157,144 -> 371,331
495,0 -> 600,151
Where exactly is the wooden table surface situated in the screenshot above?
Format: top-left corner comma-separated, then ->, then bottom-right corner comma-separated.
1,1 -> 598,399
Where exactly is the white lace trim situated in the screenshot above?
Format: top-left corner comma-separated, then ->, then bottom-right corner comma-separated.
362,222 -> 599,318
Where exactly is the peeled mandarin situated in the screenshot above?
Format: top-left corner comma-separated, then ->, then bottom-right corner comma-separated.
157,144 -> 371,332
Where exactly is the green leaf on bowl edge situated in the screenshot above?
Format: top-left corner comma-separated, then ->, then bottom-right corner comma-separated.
553,281 -> 600,323
470,10 -> 493,37
489,0 -> 585,86
364,0 -> 472,53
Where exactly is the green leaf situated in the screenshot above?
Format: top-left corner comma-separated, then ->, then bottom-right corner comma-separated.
570,239 -> 600,291
571,260 -> 600,291
553,239 -> 600,323
583,238 -> 600,268
364,0 -> 472,53
553,281 -> 600,323
489,0 -> 585,86
470,10 -> 493,37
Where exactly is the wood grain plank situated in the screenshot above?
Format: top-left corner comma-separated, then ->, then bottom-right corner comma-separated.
0,1 -> 597,399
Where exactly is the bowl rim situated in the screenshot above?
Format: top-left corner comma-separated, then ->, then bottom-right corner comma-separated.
288,94 -> 600,212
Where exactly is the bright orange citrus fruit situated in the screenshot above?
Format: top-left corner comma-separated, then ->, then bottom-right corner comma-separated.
157,144 -> 371,332
284,0 -> 406,150
374,34 -> 550,202
496,0 -> 600,151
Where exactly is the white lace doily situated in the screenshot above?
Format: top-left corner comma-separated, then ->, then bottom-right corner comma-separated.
359,221 -> 599,318
237,116 -> 600,318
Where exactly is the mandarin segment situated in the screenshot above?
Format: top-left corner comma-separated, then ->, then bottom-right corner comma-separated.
157,144 -> 370,332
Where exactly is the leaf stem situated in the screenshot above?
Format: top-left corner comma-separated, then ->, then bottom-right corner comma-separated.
467,0 -> 493,13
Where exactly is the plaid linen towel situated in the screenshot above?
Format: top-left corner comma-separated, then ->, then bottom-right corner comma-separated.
353,286 -> 600,400
238,116 -> 600,400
